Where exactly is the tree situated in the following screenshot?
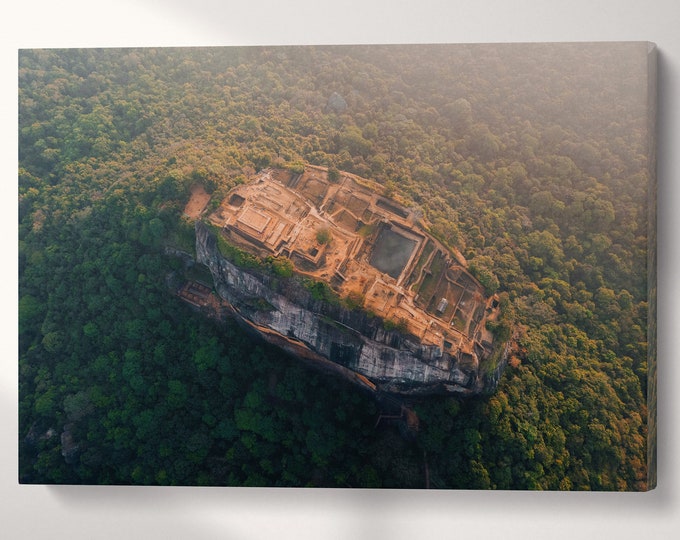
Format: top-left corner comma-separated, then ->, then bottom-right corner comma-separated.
315,227 -> 332,245
327,167 -> 340,183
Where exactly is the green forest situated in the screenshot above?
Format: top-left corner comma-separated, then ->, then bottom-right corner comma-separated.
18,44 -> 654,489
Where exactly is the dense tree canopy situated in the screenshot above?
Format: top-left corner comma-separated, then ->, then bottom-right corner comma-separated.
19,43 -> 653,489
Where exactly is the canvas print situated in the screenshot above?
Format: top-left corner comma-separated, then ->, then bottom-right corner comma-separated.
18,42 -> 656,490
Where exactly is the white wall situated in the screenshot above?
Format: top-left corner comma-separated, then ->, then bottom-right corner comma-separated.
3,2 -> 679,539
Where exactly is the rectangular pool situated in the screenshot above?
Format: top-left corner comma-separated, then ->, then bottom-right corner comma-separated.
369,227 -> 417,279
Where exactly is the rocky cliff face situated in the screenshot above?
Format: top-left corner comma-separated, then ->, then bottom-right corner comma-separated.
196,222 -> 504,396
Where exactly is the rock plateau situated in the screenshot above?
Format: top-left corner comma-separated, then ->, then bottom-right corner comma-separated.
193,165 -> 508,396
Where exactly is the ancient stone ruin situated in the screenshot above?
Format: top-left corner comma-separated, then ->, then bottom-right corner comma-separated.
195,165 -> 507,396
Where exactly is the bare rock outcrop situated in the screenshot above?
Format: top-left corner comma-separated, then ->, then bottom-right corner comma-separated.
195,221 -> 505,396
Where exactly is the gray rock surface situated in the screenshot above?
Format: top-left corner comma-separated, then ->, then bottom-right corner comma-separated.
196,221 -> 502,396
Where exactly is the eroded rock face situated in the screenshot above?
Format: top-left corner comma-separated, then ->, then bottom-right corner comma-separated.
196,221 -> 505,396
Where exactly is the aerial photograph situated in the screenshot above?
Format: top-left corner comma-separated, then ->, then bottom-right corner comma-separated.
18,42 -> 655,490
